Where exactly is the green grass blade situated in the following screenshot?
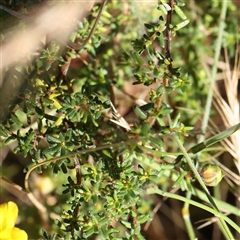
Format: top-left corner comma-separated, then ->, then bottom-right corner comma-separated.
146,186 -> 240,233
189,123 -> 240,154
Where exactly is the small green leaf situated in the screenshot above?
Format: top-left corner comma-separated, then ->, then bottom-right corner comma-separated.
144,23 -> 154,30
61,163 -> 68,174
47,135 -> 61,143
0,126 -> 9,137
99,217 -> 109,226
53,164 -> 60,177
173,171 -> 187,188
41,229 -> 49,239
11,113 -> 22,126
134,105 -> 147,120
189,123 -> 240,154
42,97 -> 54,105
157,2 -> 168,15
100,224 -> 108,238
172,113 -> 181,128
84,227 -> 96,238
43,144 -> 61,155
130,51 -> 144,64
92,194 -> 98,205
67,176 -> 75,184
121,220 -> 131,229
174,5 -> 187,20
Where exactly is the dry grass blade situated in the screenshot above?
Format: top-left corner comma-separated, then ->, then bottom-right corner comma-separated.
110,101 -> 131,131
213,45 -> 240,173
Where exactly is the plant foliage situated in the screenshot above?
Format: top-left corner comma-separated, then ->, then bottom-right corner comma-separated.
0,0 -> 239,239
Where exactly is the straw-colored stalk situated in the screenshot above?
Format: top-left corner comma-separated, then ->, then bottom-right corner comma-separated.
212,46 -> 240,174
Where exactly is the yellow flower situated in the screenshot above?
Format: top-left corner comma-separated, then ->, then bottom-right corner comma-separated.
0,201 -> 28,240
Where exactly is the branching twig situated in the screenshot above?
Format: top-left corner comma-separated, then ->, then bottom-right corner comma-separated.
165,0 -> 174,62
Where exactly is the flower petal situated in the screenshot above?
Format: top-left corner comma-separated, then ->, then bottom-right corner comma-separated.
0,228 -> 28,240
0,201 -> 18,230
0,228 -> 13,240
11,227 -> 28,240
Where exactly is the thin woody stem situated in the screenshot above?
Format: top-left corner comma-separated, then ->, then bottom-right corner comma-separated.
73,156 -> 82,185
24,140 -> 136,194
165,0 -> 174,62
68,0 -> 108,50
